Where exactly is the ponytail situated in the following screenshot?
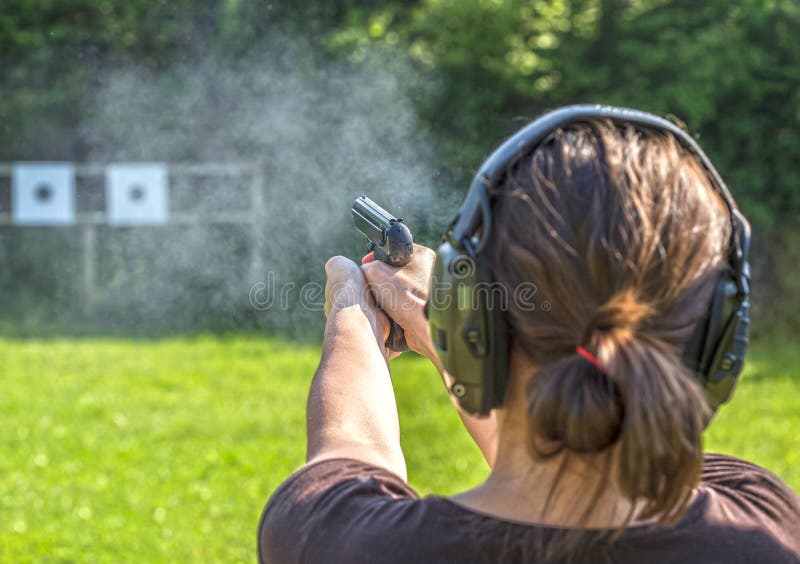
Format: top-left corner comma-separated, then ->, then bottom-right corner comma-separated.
601,333 -> 707,522
526,289 -> 708,524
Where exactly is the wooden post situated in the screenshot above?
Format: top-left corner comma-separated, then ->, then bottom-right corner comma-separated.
81,223 -> 96,317
248,163 -> 266,286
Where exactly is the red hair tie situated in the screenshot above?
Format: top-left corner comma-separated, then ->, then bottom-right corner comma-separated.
576,346 -> 605,372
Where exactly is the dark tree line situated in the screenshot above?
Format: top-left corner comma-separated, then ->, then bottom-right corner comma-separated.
1,0 -> 798,333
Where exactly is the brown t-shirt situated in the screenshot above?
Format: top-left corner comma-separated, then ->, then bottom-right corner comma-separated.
258,454 -> 800,563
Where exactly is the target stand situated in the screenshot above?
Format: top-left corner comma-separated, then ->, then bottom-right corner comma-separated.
1,162 -> 265,315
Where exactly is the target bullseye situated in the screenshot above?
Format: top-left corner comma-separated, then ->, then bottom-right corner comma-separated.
106,164 -> 169,226
12,163 -> 76,226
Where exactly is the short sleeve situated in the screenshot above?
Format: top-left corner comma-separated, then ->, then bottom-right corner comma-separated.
258,458 -> 419,564
700,453 -> 800,556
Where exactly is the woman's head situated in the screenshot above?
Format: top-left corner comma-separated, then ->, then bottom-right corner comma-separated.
487,121 -> 731,523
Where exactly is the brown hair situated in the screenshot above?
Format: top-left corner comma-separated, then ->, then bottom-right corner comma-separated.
487,121 -> 731,528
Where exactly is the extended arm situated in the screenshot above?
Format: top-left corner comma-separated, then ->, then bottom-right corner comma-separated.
305,256 -> 407,481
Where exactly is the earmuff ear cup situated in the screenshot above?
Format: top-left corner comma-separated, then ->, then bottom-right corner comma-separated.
704,294 -> 750,409
427,241 -> 509,416
683,274 -> 750,410
683,212 -> 751,412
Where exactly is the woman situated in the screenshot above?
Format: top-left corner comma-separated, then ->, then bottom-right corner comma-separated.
259,107 -> 800,563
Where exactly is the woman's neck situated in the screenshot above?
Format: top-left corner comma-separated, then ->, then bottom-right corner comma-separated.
454,415 -> 645,529
451,369 -> 661,528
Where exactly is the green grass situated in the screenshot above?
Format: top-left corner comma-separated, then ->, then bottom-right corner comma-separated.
0,336 -> 797,562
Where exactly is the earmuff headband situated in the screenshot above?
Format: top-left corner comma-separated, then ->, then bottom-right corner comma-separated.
448,105 -> 740,257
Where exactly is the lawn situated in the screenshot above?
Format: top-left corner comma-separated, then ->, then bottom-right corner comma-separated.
1,335 -> 797,562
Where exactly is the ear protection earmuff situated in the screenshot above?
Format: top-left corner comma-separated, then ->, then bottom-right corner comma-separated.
427,105 -> 751,417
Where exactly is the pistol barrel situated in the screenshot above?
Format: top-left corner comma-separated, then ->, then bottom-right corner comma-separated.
352,196 -> 393,245
352,195 -> 413,267
351,195 -> 413,351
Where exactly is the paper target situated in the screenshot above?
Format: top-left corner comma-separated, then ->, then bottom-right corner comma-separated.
12,163 -> 76,225
106,163 -> 169,226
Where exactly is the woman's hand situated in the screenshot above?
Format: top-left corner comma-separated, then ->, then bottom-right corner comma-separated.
324,256 -> 390,353
361,245 -> 440,367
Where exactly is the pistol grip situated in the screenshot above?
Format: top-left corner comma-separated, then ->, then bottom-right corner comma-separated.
371,247 -> 409,353
386,319 -> 408,352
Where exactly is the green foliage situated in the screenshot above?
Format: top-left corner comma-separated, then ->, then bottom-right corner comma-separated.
7,0 -> 794,216
2,0 -> 799,329
762,227 -> 800,336
0,335 -> 797,561
0,0 -> 211,159
325,0 -> 800,330
331,0 -> 800,226
0,229 -> 83,321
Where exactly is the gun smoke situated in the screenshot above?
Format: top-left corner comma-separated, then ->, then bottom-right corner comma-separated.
26,33 -> 460,336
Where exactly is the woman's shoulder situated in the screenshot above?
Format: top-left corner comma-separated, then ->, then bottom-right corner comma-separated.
259,458 -> 477,563
700,452 -> 799,513
693,453 -> 800,557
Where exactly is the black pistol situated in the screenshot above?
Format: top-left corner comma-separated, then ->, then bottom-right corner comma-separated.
352,196 -> 413,351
